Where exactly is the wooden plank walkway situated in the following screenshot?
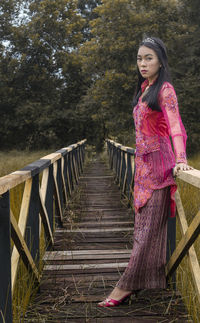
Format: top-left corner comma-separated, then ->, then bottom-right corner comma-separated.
25,157 -> 191,322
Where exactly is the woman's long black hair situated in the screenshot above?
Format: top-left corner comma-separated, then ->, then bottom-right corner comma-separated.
132,37 -> 171,111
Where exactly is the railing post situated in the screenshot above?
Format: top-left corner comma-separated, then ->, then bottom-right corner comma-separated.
25,174 -> 40,264
110,143 -> 114,170
126,152 -> 133,198
116,146 -> 121,184
63,153 -> 71,198
107,140 -> 112,169
113,145 -> 117,181
43,165 -> 54,240
75,146 -> 81,178
167,215 -> 176,288
68,151 -> 74,192
0,191 -> 12,323
78,145 -> 83,174
53,161 -> 63,228
81,142 -> 86,164
56,159 -> 64,213
72,148 -> 78,184
120,151 -> 126,190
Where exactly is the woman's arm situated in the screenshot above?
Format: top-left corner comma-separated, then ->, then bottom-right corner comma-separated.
159,83 -> 193,175
159,83 -> 187,163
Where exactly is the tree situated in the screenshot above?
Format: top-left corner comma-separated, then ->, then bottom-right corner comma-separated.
0,0 -> 86,149
79,0 -> 187,148
170,0 -> 200,155
77,0 -> 102,40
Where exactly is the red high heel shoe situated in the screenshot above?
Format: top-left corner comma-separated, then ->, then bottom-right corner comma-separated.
98,292 -> 132,307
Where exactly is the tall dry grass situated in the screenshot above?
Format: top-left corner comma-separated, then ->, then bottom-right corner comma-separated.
0,149 -> 53,177
176,154 -> 200,322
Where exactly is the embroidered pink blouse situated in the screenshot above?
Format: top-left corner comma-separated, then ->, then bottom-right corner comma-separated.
133,80 -> 187,217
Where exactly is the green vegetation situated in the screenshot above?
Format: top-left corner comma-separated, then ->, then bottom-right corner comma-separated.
0,0 -> 200,154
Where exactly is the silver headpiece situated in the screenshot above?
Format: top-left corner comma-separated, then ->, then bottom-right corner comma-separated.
143,37 -> 156,44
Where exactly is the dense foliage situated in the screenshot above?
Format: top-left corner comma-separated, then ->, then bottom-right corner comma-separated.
0,0 -> 199,154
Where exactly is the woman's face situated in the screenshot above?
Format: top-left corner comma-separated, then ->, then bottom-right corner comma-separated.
137,45 -> 161,83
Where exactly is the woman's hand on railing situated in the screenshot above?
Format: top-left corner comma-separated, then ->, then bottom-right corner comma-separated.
173,163 -> 194,177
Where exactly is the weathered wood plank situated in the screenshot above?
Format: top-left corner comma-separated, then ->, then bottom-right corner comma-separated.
80,176 -> 113,179
0,171 -> 31,195
44,253 -> 131,261
40,166 -> 54,240
53,243 -> 132,251
27,290 -> 189,320
177,168 -> 200,189
44,249 -> 131,257
39,188 -> 54,245
61,156 -> 68,203
18,159 -> 51,176
54,237 -> 132,243
44,262 -> 129,271
55,227 -> 133,233
64,221 -> 133,228
46,258 -> 131,265
53,161 -> 63,224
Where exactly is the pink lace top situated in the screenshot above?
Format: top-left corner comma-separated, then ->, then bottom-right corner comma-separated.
133,80 -> 187,217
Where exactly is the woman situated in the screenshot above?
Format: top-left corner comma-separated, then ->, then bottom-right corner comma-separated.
98,36 -> 193,307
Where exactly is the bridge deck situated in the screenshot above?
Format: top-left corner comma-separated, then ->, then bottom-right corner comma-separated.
25,157 -> 190,322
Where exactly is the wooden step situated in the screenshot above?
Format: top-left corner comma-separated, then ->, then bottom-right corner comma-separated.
44,262 -> 129,271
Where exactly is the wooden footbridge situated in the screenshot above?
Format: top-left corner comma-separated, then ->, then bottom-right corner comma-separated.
1,139 -> 200,322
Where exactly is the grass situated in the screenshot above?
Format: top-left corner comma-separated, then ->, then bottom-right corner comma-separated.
0,149 -> 53,178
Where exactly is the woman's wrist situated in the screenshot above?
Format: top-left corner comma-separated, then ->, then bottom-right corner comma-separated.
173,162 -> 193,176
176,159 -> 187,165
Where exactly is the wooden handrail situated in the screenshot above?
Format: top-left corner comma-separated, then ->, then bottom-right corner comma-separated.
0,139 -> 87,323
106,138 -> 200,306
106,139 -> 135,200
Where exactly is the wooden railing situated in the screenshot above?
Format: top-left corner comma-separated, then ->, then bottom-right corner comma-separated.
0,139 -> 86,323
106,139 -> 200,305
106,139 -> 135,201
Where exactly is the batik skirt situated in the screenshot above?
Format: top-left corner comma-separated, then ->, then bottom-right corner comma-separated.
116,186 -> 170,290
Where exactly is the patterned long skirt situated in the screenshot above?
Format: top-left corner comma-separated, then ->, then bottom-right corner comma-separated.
116,186 -> 170,291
